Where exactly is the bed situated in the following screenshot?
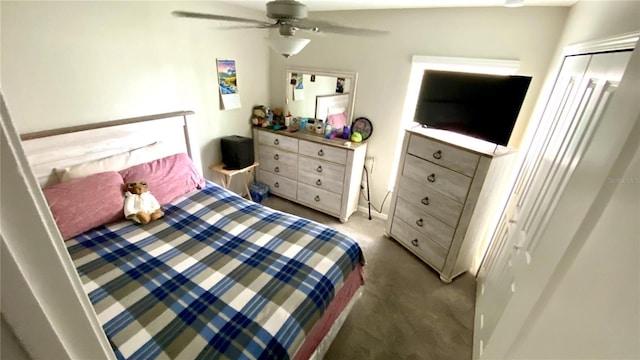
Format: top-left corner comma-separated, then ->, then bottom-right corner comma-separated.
21,111 -> 365,360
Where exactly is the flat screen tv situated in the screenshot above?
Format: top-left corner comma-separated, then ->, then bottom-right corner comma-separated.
414,70 -> 532,146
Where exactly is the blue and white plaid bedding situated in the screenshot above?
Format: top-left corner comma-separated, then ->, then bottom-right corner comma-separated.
66,181 -> 364,360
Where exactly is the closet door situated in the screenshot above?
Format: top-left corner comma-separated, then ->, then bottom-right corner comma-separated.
474,49 -> 634,359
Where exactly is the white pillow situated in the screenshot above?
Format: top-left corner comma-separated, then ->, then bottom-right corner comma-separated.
55,142 -> 178,182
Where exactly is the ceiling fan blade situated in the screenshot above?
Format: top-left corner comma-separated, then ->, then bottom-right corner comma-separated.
172,10 -> 273,27
297,18 -> 389,37
214,24 -> 279,30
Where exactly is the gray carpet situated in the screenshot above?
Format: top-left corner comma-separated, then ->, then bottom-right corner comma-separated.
259,195 -> 476,360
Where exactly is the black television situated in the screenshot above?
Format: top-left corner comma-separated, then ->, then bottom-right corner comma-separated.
414,70 -> 532,146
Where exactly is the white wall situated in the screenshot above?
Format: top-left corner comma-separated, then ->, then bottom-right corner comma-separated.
269,6 -> 569,214
1,316 -> 31,360
1,1 -> 270,180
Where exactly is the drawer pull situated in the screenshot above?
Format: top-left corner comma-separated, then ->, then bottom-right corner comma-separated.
427,174 -> 436,183
421,197 -> 430,206
274,154 -> 279,160
274,166 -> 280,173
274,182 -> 280,188
416,218 -> 424,227
433,150 -> 442,160
274,139 -> 280,145
411,239 -> 419,247
314,195 -> 321,202
316,165 -> 323,173
316,179 -> 322,186
318,149 -> 325,156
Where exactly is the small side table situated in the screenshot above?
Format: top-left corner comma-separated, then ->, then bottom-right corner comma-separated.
209,162 -> 260,201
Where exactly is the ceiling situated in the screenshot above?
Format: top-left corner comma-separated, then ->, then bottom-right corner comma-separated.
229,0 -> 577,12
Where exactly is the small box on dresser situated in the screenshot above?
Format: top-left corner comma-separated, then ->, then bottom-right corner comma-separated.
385,126 -> 516,282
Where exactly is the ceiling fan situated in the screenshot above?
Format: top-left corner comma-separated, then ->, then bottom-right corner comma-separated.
172,0 -> 388,57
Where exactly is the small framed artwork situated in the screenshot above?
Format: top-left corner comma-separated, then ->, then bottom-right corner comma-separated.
336,77 -> 345,93
310,74 -> 316,82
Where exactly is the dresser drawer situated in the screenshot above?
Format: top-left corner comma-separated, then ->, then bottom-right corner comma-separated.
259,157 -> 297,180
403,154 -> 471,203
298,165 -> 345,195
394,198 -> 454,249
298,156 -> 345,182
297,183 -> 342,215
299,140 -> 347,165
397,176 -> 463,227
258,170 -> 297,199
259,147 -> 297,171
391,218 -> 447,271
408,134 -> 480,177
258,130 -> 298,153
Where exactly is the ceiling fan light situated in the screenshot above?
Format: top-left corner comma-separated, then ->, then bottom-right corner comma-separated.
269,37 -> 310,58
504,0 -> 524,7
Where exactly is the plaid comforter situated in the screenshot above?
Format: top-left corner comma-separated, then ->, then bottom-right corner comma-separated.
66,182 -> 364,360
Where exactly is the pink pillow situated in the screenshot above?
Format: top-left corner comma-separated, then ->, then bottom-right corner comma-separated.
327,112 -> 347,128
43,171 -> 125,240
119,153 -> 205,206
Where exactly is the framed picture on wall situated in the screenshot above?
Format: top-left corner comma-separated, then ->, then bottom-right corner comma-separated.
336,77 -> 345,93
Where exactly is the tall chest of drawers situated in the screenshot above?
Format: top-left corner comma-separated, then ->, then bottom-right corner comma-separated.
253,128 -> 367,222
385,127 -> 516,282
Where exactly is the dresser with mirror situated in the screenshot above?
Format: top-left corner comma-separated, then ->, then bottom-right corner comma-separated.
254,67 -> 366,222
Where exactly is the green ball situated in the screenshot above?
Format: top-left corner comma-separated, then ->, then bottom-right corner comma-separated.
350,132 -> 363,143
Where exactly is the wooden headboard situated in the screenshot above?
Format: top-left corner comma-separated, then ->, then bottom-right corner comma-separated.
20,111 -> 201,187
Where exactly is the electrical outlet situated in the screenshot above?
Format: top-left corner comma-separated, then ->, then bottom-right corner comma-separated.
365,156 -> 375,174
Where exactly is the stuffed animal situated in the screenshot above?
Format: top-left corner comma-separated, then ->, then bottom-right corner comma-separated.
123,181 -> 164,224
251,105 -> 267,127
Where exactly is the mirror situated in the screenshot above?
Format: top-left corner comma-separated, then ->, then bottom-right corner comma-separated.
284,67 -> 358,130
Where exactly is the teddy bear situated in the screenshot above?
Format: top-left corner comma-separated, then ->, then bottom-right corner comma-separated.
251,105 -> 268,127
123,181 -> 164,224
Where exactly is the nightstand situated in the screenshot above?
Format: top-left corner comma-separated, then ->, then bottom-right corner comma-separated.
209,162 -> 259,200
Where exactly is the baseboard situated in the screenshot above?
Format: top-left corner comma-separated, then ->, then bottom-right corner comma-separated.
357,205 -> 388,221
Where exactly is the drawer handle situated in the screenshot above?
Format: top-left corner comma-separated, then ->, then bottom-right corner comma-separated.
274,154 -> 279,160
274,139 -> 280,145
274,166 -> 280,173
427,174 -> 436,183
421,197 -> 430,206
274,182 -> 280,188
433,150 -> 442,160
314,195 -> 321,202
416,218 -> 424,227
318,149 -> 324,156
316,165 -> 323,173
411,239 -> 419,247
316,179 -> 322,186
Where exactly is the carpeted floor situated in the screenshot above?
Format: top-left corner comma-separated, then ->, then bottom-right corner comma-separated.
259,195 -> 476,360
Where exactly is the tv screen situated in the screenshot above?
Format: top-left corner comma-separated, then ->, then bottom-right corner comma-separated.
414,70 -> 532,146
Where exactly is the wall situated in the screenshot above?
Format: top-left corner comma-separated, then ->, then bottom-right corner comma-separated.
1,316 -> 31,360
1,1 -> 270,180
269,6 -> 568,214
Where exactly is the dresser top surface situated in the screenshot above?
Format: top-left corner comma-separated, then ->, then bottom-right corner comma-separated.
254,127 -> 366,150
407,125 -> 515,157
